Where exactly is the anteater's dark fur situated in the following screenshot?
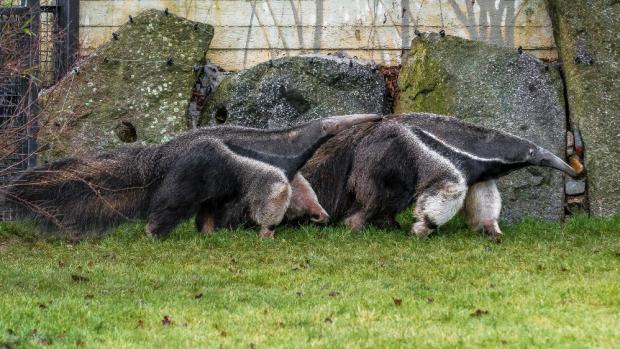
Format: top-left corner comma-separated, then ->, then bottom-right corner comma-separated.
3,141 -> 239,234
2,115 -> 381,237
206,112 -> 576,233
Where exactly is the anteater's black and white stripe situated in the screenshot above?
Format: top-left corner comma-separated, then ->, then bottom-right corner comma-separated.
301,112 -> 577,241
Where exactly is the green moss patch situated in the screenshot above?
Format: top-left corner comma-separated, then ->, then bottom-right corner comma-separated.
37,9 -> 213,162
546,0 -> 620,216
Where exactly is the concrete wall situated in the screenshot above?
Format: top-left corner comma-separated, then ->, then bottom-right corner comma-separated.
79,0 -> 557,71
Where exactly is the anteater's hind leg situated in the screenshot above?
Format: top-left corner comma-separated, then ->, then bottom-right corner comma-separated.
343,208 -> 367,231
343,209 -> 400,231
343,179 -> 414,232
344,123 -> 419,232
370,214 -> 401,230
463,180 -> 502,242
412,180 -> 468,239
145,143 -> 239,238
195,202 -> 219,235
344,169 -> 416,232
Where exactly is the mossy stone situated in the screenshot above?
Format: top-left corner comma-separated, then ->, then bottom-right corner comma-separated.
37,9 -> 213,162
546,0 -> 620,217
395,33 -> 567,223
200,55 -> 390,128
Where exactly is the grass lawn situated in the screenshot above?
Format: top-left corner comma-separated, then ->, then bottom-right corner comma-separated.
0,213 -> 619,348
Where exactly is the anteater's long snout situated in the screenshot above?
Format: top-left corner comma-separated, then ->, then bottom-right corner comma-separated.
321,114 -> 382,135
536,148 -> 580,178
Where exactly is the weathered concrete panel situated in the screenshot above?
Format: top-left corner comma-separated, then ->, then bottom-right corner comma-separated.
81,0 -> 555,28
79,0 -> 558,70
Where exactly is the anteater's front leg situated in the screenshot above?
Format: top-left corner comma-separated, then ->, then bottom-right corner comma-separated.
250,179 -> 291,238
412,179 -> 468,239
463,180 -> 503,242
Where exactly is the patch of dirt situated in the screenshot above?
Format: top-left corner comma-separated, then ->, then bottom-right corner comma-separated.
470,309 -> 489,317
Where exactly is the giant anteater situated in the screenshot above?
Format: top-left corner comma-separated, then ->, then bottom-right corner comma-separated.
1,114 -> 381,238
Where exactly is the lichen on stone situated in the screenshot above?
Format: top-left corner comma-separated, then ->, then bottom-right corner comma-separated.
37,9 -> 214,162
546,0 -> 620,217
200,55 -> 390,128
395,44 -> 454,115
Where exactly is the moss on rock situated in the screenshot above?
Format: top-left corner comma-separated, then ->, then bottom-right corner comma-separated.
200,55 -> 390,128
37,9 -> 213,162
395,43 -> 454,115
395,34 -> 567,222
546,0 -> 620,217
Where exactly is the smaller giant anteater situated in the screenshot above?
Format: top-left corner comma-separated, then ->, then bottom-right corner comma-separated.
2,114 -> 381,238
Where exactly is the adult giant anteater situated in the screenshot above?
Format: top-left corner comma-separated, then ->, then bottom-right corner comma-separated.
198,113 -> 581,241
302,113 -> 580,241
1,114 -> 381,238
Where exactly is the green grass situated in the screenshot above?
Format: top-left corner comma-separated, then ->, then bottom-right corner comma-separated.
1,213 -> 619,348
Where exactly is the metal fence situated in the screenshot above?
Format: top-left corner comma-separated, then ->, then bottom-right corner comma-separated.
0,0 -> 78,220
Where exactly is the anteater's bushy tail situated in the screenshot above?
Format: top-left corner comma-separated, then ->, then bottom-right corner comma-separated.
2,148 -> 155,233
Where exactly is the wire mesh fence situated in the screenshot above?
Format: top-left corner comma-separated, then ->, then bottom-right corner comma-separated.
39,3 -> 56,87
0,0 -> 78,220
